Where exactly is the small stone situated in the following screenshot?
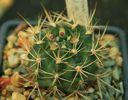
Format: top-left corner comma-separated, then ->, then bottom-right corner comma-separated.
116,56 -> 123,66
4,68 -> 12,76
23,90 -> 30,97
1,89 -> 8,96
103,34 -> 115,41
7,48 -> 17,55
87,87 -> 95,93
99,34 -> 115,46
6,42 -> 13,49
12,92 -> 26,100
109,47 -> 119,59
7,34 -> 17,43
8,54 -> 20,68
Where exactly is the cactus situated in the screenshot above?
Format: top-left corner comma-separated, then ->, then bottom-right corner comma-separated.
2,10 -> 123,100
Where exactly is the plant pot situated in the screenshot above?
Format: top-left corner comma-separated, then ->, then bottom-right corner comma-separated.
0,20 -> 128,100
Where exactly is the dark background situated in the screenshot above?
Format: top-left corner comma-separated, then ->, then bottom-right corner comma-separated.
0,0 -> 128,37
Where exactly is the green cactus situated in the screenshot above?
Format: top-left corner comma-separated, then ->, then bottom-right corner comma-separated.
15,10 -> 123,100
2,9 -> 123,100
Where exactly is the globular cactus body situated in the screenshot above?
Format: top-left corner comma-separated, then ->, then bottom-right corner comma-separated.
2,11 -> 123,100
